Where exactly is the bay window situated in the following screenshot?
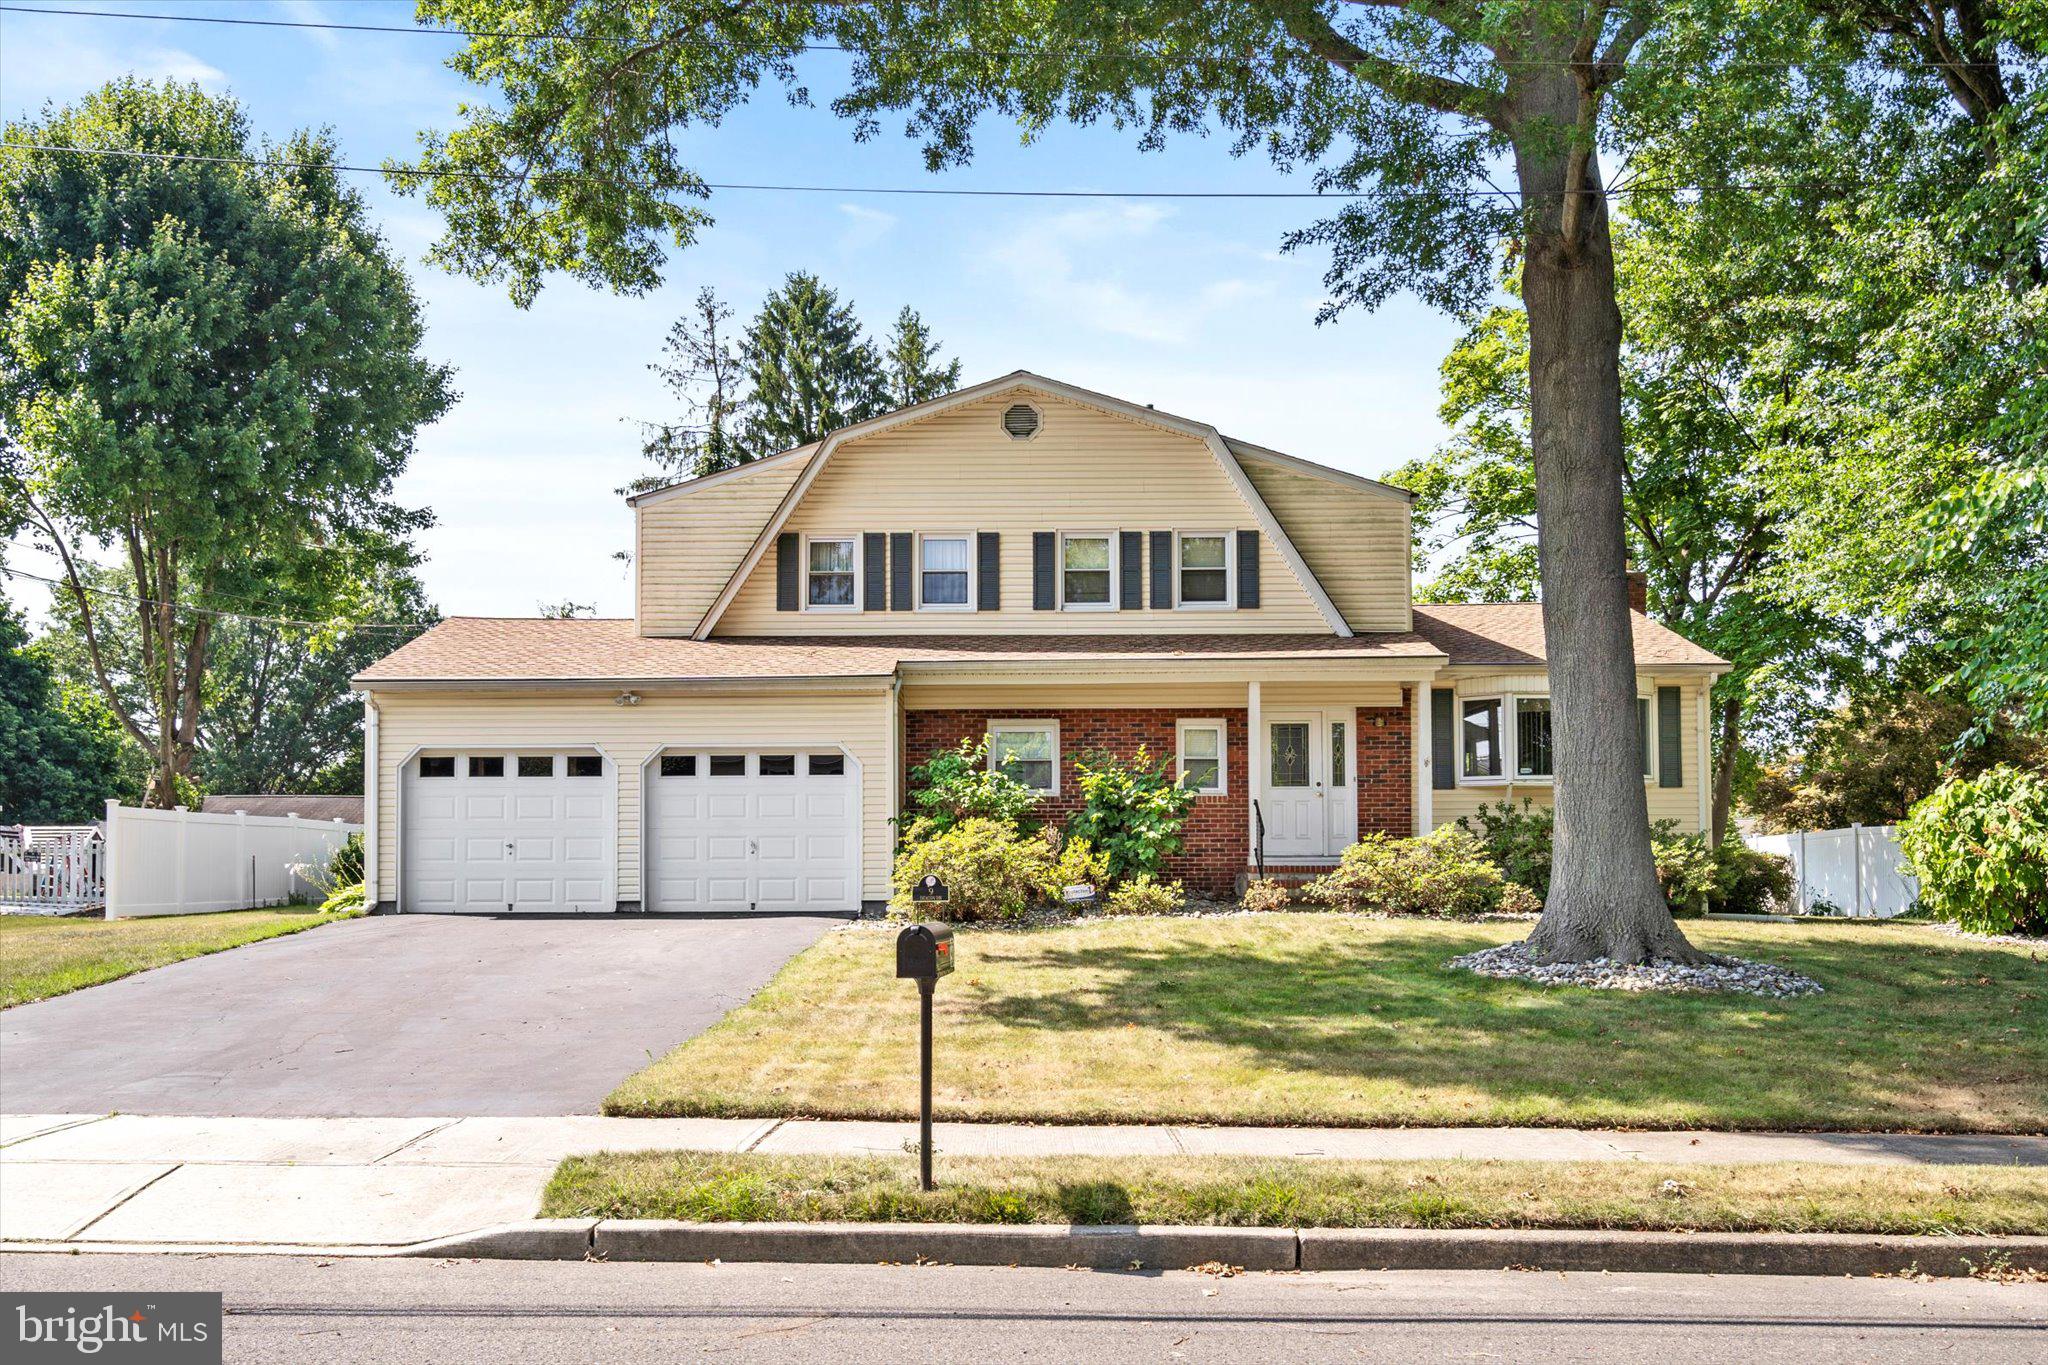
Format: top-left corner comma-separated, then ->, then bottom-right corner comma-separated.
1461,697 -> 1502,779
1515,697 -> 1553,777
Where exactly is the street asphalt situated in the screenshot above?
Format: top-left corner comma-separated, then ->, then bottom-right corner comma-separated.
0,913 -> 841,1116
1,1254 -> 2041,1363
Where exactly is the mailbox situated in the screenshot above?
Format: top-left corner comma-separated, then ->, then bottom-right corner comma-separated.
896,923 -> 955,980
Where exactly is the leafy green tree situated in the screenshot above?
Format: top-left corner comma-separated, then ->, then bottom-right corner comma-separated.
406,0 -> 1730,963
883,306 -> 963,409
1,80 -> 454,806
0,602 -> 131,823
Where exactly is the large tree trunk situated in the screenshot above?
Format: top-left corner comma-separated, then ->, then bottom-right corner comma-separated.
1512,71 -> 1703,966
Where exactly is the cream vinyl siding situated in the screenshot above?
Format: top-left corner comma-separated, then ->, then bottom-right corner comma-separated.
1427,673 -> 1708,834
369,688 -> 894,903
1238,454 -> 1412,634
637,456 -> 812,635
718,392 -> 1329,634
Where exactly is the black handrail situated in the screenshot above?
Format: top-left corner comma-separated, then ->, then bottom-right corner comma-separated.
1251,799 -> 1265,883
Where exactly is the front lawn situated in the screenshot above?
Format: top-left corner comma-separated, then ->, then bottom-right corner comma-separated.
541,1151 -> 2048,1236
0,908 -> 347,1008
607,917 -> 2047,1132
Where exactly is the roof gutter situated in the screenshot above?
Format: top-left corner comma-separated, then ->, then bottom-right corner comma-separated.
349,673 -> 896,695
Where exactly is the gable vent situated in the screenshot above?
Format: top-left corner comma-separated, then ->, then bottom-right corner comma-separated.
1002,402 -> 1042,440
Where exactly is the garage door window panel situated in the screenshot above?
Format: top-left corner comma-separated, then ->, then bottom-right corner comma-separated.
419,756 -> 454,778
469,756 -> 505,778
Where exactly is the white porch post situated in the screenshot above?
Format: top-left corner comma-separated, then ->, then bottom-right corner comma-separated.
1246,680 -> 1262,867
1413,680 -> 1433,835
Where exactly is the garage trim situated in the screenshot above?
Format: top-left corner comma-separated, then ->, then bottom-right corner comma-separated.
393,741 -> 620,914
638,741 -> 864,915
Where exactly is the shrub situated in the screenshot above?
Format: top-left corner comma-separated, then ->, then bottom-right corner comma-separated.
1652,832 -> 1721,911
1103,874 -> 1186,916
1497,881 -> 1542,915
318,882 -> 366,915
902,739 -> 1042,836
1303,826 -> 1523,917
1064,746 -> 1198,883
1239,877 -> 1294,912
1712,840 -> 1794,915
1462,799 -> 1554,899
1897,766 -> 2048,936
891,818 -> 1054,923
291,832 -> 366,911
1044,827 -> 1111,899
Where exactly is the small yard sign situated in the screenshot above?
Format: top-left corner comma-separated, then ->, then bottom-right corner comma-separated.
1061,883 -> 1097,904
911,874 -> 948,904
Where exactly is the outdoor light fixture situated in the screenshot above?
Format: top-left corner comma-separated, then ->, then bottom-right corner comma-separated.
615,691 -> 641,706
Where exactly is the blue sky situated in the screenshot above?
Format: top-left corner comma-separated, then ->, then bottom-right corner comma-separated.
1,0 -> 1465,621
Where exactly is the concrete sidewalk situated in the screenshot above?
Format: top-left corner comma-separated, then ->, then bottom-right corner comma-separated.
4,1113 -> 2044,1251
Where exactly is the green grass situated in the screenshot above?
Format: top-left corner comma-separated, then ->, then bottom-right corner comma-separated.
0,907 -> 350,1008
540,1151 -> 2048,1236
606,916 -> 2048,1132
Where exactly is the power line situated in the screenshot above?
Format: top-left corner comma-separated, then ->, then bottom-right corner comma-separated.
0,140 -> 1980,204
0,2 -> 2015,73
0,563 -> 435,634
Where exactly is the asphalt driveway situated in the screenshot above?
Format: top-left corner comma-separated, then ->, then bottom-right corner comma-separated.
0,913 -> 841,1116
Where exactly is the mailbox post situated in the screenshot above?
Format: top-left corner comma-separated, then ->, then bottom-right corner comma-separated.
894,922 -> 954,1191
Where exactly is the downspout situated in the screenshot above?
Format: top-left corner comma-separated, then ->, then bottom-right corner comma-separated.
362,692 -> 380,911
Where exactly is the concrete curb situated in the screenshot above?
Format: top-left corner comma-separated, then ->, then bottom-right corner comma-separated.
439,1222 -> 2046,1277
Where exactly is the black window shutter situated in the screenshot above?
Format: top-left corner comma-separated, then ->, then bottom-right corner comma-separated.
1032,532 -> 1056,610
1236,530 -> 1261,608
977,532 -> 1001,611
1658,686 -> 1684,788
1431,688 -> 1456,790
775,533 -> 799,611
1119,531 -> 1143,610
862,533 -> 887,612
890,532 -> 913,611
1148,530 -> 1172,608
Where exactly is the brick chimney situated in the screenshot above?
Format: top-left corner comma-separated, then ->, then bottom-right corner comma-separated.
1624,563 -> 1648,614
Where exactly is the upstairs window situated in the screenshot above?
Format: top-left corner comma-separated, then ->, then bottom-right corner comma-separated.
1061,534 -> 1113,609
918,534 -> 971,609
1461,699 -> 1502,780
806,536 -> 856,608
1176,533 -> 1230,606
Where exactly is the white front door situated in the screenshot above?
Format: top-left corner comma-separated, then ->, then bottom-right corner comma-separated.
1262,715 -> 1326,857
647,750 -> 859,912
401,750 -> 613,913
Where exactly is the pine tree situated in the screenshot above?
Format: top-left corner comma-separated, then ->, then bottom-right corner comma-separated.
741,272 -> 889,452
883,306 -> 963,408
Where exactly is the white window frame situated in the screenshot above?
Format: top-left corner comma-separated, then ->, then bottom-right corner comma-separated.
1452,689 -> 1660,787
987,719 -> 1060,795
1175,718 -> 1228,795
1173,530 -> 1235,610
801,533 -> 862,613
1058,531 -> 1119,612
915,531 -> 976,612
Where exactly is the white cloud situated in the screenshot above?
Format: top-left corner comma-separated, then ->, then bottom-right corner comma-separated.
274,1 -> 343,54
980,204 -> 1277,344
836,202 -> 898,251
0,33 -> 227,104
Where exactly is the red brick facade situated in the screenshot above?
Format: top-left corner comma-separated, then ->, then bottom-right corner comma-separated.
902,693 -> 1414,895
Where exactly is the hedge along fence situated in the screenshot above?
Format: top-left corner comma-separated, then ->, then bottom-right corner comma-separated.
104,801 -> 362,919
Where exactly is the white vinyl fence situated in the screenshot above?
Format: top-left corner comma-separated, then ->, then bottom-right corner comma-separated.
1743,824 -> 1921,918
1,825 -> 107,914
103,801 -> 361,919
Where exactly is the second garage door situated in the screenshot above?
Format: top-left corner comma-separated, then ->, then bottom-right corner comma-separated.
647,749 -> 858,912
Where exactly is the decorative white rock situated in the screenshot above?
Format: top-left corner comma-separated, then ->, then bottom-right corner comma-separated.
1447,941 -> 1824,998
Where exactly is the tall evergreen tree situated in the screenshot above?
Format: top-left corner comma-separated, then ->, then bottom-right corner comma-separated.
883,306 -> 964,408
636,285 -> 750,486
741,271 -> 889,453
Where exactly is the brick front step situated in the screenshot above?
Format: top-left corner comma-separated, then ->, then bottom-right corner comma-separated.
1235,863 -> 1339,896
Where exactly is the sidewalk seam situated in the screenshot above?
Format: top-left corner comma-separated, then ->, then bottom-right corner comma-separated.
0,1114 -> 113,1150
64,1162 -> 182,1240
740,1119 -> 784,1153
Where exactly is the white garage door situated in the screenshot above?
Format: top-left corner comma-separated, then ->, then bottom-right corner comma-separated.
647,749 -> 858,912
402,750 -> 612,913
